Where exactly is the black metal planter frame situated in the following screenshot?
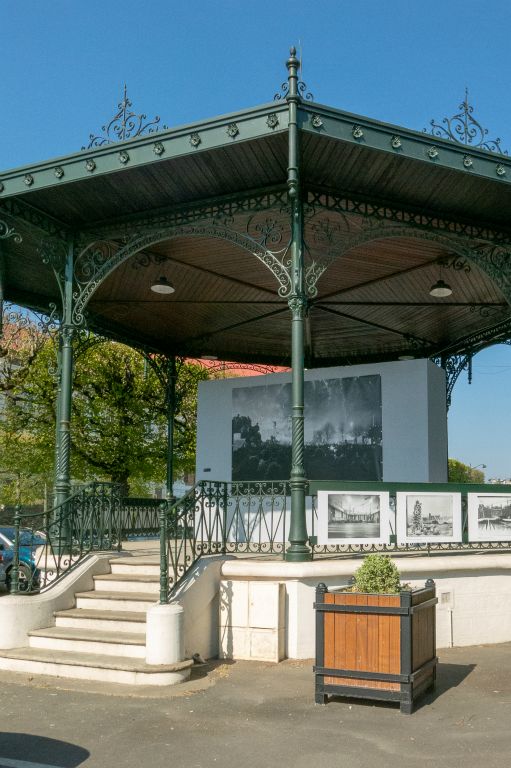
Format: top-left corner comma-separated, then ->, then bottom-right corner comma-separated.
313,582 -> 438,714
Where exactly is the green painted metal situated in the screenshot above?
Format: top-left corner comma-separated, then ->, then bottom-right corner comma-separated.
285,48 -> 311,562
299,102 -> 511,183
12,478 -> 511,599
54,237 -> 76,541
0,103 -> 288,199
159,501 -> 168,604
166,355 -> 176,502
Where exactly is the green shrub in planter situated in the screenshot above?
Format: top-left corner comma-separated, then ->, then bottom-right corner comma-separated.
353,553 -> 401,594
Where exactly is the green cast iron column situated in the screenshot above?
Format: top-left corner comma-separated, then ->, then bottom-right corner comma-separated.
285,47 -> 311,562
166,355 -> 176,502
54,236 -> 75,513
0,242 -> 4,335
52,336 -> 63,511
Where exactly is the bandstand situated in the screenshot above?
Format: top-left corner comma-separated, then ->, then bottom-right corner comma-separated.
2,48 -> 511,682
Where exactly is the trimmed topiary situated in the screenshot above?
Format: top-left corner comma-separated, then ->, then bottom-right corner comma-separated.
353,553 -> 402,594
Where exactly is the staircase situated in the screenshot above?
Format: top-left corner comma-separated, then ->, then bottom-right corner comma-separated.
0,555 -> 193,686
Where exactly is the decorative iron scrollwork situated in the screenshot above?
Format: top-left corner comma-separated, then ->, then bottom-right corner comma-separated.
425,89 -> 508,155
131,252 -> 171,270
437,254 -> 471,273
0,219 -> 22,243
274,79 -> 314,102
84,85 -> 168,149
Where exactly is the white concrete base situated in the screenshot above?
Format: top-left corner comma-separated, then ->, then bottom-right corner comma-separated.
146,604 -> 184,665
0,650 -> 192,686
221,553 -> 511,657
0,553 -> 118,650
219,580 -> 285,662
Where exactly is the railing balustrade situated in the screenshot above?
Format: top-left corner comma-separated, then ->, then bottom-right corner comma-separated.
8,478 -> 511,597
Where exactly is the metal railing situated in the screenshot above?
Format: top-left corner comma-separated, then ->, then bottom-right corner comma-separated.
9,478 -> 511,598
8,482 -> 123,593
160,480 -> 289,601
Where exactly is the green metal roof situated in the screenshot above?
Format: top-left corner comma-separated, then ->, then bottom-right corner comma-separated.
1,94 -> 511,366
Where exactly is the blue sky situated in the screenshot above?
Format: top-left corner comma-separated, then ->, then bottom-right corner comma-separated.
1,0 -> 511,478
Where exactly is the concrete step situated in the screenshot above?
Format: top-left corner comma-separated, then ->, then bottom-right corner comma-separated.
55,608 -> 146,634
110,558 -> 160,577
75,590 -> 156,612
93,573 -> 160,594
0,647 -> 193,686
28,626 -> 146,659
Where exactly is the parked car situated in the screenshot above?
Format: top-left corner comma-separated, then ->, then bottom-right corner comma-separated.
0,527 -> 44,592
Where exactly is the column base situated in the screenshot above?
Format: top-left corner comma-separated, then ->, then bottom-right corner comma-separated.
285,545 -> 312,563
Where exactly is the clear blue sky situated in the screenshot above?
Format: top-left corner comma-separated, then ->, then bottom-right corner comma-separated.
1,0 -> 511,478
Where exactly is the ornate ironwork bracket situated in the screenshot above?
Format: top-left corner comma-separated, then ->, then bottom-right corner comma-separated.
425,89 -> 508,155
305,193 -> 511,307
72,221 -> 294,325
0,219 -> 22,243
434,353 -> 473,410
38,237 -> 68,312
84,85 -> 168,149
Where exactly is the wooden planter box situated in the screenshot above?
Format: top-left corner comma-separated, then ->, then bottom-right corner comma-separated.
314,581 -> 438,714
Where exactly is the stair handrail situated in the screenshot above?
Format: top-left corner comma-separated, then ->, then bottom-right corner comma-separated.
160,480 -> 291,602
10,481 -> 123,594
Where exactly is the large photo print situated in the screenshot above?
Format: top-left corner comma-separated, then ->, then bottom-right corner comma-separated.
232,375 -> 382,481
317,490 -> 390,545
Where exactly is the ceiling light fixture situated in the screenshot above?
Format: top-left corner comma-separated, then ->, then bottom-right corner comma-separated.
429,278 -> 452,298
150,276 -> 175,294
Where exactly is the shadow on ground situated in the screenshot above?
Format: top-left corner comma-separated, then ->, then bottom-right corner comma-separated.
0,733 -> 89,767
326,662 -> 476,713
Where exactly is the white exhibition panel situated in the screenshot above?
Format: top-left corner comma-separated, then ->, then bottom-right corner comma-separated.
196,359 -> 448,483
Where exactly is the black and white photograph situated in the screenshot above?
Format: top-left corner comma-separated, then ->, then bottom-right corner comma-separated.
317,490 -> 390,545
232,375 -> 383,481
396,492 -> 462,544
467,494 -> 511,541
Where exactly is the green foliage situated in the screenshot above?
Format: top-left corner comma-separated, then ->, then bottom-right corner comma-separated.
448,458 -> 485,484
1,313 -> 208,501
353,554 -> 402,594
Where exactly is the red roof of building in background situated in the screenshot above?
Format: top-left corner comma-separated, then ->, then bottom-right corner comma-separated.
189,359 -> 290,378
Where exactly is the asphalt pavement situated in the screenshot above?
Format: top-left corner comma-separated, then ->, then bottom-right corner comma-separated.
0,643 -> 510,768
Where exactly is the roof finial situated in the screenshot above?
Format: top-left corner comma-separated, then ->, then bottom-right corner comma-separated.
274,45 -> 314,102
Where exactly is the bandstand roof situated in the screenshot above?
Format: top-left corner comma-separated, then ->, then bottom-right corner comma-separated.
2,76 -> 511,368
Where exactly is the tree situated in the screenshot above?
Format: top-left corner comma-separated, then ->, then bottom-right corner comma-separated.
412,500 -> 422,533
448,459 -> 485,484
0,307 -> 208,500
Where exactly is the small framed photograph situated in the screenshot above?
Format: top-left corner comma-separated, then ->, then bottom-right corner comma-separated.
467,494 -> 511,541
317,490 -> 390,545
396,492 -> 462,544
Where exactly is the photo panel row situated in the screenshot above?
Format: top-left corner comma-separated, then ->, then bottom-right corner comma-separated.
317,490 -> 511,545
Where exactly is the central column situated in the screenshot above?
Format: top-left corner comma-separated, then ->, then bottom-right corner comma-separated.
166,355 -> 176,502
54,236 -> 75,511
285,47 -> 311,562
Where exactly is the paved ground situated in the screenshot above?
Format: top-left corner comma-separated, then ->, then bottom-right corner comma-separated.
0,643 -> 510,768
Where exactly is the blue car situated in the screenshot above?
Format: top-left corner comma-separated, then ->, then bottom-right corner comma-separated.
0,527 -> 44,592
